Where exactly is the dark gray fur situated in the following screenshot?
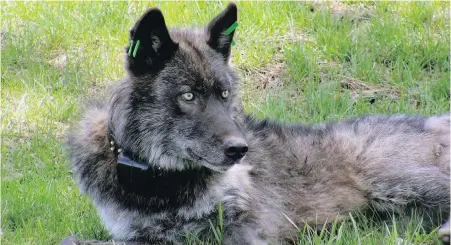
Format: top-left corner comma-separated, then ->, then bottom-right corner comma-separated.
61,3 -> 450,245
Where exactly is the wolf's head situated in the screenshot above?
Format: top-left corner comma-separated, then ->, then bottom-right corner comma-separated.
109,3 -> 247,172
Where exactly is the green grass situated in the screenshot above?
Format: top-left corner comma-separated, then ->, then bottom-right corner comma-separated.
1,1 -> 449,244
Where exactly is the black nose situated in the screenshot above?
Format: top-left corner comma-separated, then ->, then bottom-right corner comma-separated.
224,138 -> 248,161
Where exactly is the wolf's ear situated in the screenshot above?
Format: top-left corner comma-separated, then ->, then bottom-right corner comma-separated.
206,3 -> 237,61
126,8 -> 178,76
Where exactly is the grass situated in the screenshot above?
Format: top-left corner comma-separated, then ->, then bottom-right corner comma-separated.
1,1 -> 449,244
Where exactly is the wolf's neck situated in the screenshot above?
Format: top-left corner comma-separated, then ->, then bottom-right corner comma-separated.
106,128 -> 216,212
111,152 -> 215,212
116,161 -> 214,211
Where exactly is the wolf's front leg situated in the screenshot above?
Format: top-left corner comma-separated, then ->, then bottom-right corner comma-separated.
439,219 -> 450,245
59,237 -> 155,245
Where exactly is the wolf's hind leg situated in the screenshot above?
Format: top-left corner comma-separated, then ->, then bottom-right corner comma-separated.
367,164 -> 450,226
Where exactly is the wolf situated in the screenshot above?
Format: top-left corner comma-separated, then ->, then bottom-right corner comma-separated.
61,3 -> 450,245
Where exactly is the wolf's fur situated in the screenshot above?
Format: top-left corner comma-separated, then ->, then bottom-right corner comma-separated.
62,3 -> 450,245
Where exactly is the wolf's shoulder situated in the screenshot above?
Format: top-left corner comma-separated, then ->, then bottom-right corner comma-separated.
67,104 -> 109,157
66,103 -> 116,197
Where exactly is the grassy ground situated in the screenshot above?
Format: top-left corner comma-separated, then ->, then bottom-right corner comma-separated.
1,1 -> 449,245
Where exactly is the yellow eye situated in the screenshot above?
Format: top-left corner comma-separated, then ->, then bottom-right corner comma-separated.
221,90 -> 229,98
182,92 -> 194,101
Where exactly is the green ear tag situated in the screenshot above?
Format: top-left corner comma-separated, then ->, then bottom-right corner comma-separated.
224,21 -> 238,46
224,21 -> 238,35
128,40 -> 134,56
132,40 -> 140,58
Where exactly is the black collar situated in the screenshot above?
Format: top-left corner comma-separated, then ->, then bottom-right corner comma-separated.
108,131 -> 149,170
107,127 -> 171,195
107,126 -> 213,201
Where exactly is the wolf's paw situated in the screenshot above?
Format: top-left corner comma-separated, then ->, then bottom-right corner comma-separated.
439,219 -> 450,245
59,237 -> 80,245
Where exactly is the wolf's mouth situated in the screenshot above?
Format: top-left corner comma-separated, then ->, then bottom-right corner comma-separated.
187,148 -> 232,171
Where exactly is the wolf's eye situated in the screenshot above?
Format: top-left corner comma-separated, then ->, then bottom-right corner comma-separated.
221,90 -> 229,99
182,92 -> 194,101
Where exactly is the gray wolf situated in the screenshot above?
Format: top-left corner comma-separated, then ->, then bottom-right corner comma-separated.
61,3 -> 450,245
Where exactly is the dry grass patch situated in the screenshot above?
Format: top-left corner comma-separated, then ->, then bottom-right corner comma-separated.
340,76 -> 400,102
